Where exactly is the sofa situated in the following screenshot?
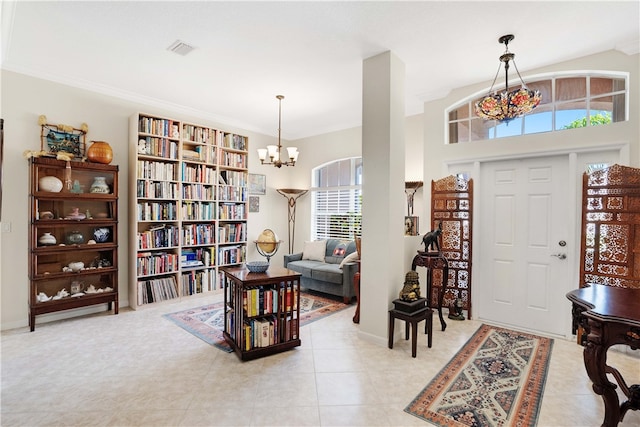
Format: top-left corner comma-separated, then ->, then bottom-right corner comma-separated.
283,239 -> 359,303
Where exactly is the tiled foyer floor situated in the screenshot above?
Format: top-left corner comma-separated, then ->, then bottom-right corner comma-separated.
2,294 -> 639,427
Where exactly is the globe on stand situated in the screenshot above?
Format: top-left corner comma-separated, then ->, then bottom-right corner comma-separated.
254,229 -> 282,263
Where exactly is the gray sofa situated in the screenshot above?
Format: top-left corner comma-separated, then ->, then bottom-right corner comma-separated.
283,239 -> 358,303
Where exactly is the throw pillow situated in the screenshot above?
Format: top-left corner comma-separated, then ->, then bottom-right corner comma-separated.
332,242 -> 347,257
339,251 -> 359,269
302,240 -> 326,262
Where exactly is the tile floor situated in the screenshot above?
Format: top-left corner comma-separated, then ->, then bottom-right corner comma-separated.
2,295 -> 639,427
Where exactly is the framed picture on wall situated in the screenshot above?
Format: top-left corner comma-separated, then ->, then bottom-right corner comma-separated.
249,196 -> 260,213
404,216 -> 419,236
248,173 -> 266,195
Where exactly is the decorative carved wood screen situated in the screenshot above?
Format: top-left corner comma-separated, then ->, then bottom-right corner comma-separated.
580,164 -> 640,289
431,175 -> 473,316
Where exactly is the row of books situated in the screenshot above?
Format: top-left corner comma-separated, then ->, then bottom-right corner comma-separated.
182,124 -> 214,143
137,225 -> 180,250
218,222 -> 246,244
138,136 -> 179,159
138,117 -> 178,139
219,170 -> 247,186
182,183 -> 215,201
136,180 -> 178,199
181,163 -> 216,184
181,269 -> 215,295
219,203 -> 246,220
181,201 -> 215,221
221,133 -> 248,151
220,152 -> 247,169
240,314 -> 299,351
243,287 -> 279,317
136,252 -> 179,276
137,160 -> 176,181
182,223 -> 215,246
218,185 -> 246,202
137,277 -> 178,305
218,245 -> 245,265
181,247 -> 215,267
137,202 -> 177,221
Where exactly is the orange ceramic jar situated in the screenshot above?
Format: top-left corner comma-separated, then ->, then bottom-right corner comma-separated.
86,140 -> 113,164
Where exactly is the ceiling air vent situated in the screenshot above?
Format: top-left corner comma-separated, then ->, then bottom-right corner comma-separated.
167,40 -> 195,56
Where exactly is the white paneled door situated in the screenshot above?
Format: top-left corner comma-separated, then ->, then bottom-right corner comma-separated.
478,156 -> 569,336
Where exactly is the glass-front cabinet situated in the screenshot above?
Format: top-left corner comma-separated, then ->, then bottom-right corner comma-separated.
29,157 -> 119,331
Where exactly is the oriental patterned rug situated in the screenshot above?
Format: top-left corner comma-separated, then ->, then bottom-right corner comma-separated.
405,324 -> 553,427
163,290 -> 350,352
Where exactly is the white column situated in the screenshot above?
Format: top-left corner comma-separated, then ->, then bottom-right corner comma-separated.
359,51 -> 406,345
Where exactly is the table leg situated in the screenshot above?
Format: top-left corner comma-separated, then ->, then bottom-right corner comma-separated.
353,272 -> 360,323
388,311 -> 394,349
411,321 -> 418,357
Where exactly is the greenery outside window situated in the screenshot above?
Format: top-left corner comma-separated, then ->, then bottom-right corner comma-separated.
448,73 -> 627,144
312,157 -> 362,240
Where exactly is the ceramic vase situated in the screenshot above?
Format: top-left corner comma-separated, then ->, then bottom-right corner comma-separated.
90,177 -> 110,194
93,227 -> 110,243
38,176 -> 63,192
86,141 -> 113,164
66,230 -> 85,245
38,232 -> 57,246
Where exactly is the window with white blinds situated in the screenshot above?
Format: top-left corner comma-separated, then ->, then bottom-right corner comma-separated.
311,157 -> 362,240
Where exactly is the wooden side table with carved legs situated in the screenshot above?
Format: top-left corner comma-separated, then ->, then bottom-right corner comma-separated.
412,252 -> 448,331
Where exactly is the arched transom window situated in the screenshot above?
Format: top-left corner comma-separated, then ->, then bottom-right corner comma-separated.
447,72 -> 628,144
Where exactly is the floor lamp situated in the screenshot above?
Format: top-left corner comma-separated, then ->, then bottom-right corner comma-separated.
277,188 -> 308,254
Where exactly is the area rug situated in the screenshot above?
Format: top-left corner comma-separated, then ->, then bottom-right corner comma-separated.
163,291 -> 350,352
405,324 -> 553,427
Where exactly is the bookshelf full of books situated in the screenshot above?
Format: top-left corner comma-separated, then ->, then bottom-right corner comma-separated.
222,266 -> 302,361
129,113 -> 248,309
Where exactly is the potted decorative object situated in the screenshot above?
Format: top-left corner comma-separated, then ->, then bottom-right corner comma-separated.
89,176 -> 110,194
86,140 -> 113,164
38,232 -> 57,246
66,230 -> 85,245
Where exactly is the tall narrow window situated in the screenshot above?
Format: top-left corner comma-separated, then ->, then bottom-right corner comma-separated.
311,158 -> 362,240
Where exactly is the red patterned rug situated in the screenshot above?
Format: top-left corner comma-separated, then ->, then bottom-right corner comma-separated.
163,290 -> 350,352
405,324 -> 553,427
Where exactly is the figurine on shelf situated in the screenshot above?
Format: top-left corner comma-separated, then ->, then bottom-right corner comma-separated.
399,271 -> 421,302
421,221 -> 442,252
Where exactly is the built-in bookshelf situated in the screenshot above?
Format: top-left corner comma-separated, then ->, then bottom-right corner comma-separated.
129,113 -> 248,309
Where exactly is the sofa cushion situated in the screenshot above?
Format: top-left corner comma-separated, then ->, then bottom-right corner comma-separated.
325,239 -> 357,264
286,260 -> 325,277
302,240 -> 326,262
339,251 -> 359,269
311,263 -> 344,285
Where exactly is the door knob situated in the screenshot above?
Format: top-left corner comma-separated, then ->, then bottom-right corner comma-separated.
550,253 -> 567,260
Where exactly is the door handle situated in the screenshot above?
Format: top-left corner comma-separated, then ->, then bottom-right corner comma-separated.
550,253 -> 567,260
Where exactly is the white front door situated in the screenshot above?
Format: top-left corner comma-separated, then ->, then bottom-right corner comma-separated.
478,156 -> 569,335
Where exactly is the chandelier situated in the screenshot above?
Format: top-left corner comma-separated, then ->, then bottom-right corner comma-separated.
475,34 -> 541,123
257,95 -> 299,168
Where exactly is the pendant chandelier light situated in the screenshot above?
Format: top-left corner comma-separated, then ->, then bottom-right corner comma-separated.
257,95 -> 299,168
474,34 -> 541,123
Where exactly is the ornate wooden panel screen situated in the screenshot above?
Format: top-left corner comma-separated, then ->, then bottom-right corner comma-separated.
580,164 -> 640,289
431,175 -> 473,316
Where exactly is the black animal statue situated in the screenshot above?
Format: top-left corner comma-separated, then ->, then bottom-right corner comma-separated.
422,222 -> 442,252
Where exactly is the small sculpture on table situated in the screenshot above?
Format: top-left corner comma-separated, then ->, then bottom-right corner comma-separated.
421,221 -> 442,252
399,271 -> 421,302
448,297 -> 465,321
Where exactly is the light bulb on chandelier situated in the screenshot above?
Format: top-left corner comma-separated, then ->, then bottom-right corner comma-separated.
257,95 -> 299,168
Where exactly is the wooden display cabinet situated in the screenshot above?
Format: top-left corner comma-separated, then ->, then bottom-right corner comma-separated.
222,266 -> 301,361
29,157 -> 119,331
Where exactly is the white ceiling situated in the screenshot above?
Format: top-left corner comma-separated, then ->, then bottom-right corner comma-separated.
2,1 -> 639,140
